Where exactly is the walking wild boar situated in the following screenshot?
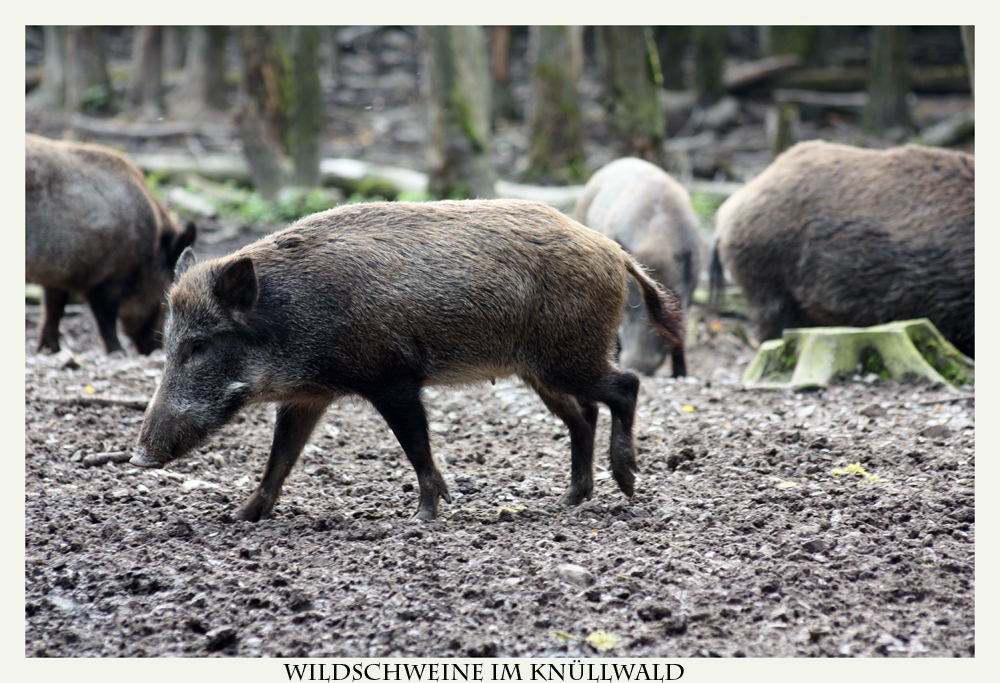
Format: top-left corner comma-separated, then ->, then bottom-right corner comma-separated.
26,133 -> 196,355
132,200 -> 683,521
576,157 -> 702,376
711,140 -> 974,358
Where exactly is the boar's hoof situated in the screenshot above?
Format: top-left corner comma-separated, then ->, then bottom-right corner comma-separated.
411,506 -> 437,522
559,484 -> 594,507
613,471 -> 636,499
130,451 -> 164,468
234,491 -> 275,522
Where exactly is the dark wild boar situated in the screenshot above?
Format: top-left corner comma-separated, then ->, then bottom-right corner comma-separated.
132,200 -> 683,521
576,157 -> 701,377
711,140 -> 974,358
25,133 -> 196,354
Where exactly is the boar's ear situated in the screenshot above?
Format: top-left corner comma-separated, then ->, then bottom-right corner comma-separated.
214,257 -> 258,313
173,247 -> 196,284
162,222 -> 197,268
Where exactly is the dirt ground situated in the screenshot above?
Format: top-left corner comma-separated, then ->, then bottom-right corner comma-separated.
23,25 -> 978,670
24,297 -> 975,660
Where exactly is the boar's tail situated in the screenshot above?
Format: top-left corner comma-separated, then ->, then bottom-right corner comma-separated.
708,240 -> 725,313
625,259 -> 684,348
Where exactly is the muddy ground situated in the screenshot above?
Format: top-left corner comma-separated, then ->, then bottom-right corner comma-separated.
23,24 -> 978,670
25,301 -> 975,660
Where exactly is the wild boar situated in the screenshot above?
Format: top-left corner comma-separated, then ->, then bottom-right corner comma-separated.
711,140 -> 974,358
25,133 -> 196,354
576,157 -> 702,377
131,199 -> 683,521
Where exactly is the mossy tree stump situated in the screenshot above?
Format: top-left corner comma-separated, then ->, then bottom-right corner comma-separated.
742,319 -> 973,391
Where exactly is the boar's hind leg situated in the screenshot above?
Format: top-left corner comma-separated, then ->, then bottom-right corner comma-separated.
370,382 -> 452,521
592,370 -> 641,498
84,283 -> 125,354
38,287 -> 69,353
235,401 -> 328,522
670,347 -> 687,378
522,375 -> 598,506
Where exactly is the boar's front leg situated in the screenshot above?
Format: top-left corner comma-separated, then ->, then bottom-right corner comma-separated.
235,401 -> 328,522
369,380 -> 452,521
38,287 -> 69,353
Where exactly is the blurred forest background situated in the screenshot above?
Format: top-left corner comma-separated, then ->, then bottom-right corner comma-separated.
24,25 -> 974,237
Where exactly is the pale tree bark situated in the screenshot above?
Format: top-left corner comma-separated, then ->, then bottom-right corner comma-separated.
420,26 -> 495,199
863,26 -> 912,133
597,26 -> 664,163
280,25 -> 324,188
524,26 -> 586,185
127,26 -> 166,118
960,26 -> 974,98
163,26 -> 186,71
170,26 -> 229,117
29,26 -> 67,109
235,26 -> 286,201
65,26 -> 113,114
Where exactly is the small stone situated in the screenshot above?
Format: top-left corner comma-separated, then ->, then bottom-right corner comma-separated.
555,563 -> 595,588
205,626 -> 238,652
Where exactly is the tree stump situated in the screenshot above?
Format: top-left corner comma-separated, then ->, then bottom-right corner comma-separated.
742,319 -> 973,391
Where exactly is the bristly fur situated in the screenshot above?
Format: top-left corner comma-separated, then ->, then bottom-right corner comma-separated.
714,141 -> 974,358
136,199 -> 670,521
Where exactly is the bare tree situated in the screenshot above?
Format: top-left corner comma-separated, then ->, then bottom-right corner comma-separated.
127,26 -> 165,118
524,26 -> 586,184
863,26 -> 912,133
170,26 -> 230,117
280,26 -> 324,187
163,26 -> 186,71
961,25 -> 974,98
65,26 -> 113,114
491,26 -> 518,122
235,26 -> 287,200
692,25 -> 725,107
420,26 -> 495,199
28,26 -> 67,109
597,26 -> 664,163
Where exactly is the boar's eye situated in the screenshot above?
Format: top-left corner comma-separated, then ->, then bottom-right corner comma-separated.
190,338 -> 208,354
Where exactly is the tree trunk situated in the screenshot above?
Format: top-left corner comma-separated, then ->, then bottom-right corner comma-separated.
597,26 -> 664,163
235,26 -> 286,201
65,26 -> 113,114
863,26 -> 912,133
29,26 -> 67,109
524,26 -> 586,185
171,26 -> 229,117
163,26 -> 186,71
653,26 -> 688,90
325,27 -> 341,89
491,26 -> 518,122
420,26 -> 495,199
280,26 -> 324,188
127,26 -> 165,118
961,25 -> 974,98
693,25 -> 726,107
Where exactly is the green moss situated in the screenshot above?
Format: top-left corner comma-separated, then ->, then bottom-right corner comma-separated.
689,190 -> 726,223
908,327 -> 973,387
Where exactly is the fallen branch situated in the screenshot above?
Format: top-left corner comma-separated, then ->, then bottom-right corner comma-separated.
83,452 -> 133,467
32,395 -> 150,411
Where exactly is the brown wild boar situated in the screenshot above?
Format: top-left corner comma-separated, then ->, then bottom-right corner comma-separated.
576,157 -> 702,377
25,133 -> 196,354
131,200 -> 683,521
711,140 -> 974,358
